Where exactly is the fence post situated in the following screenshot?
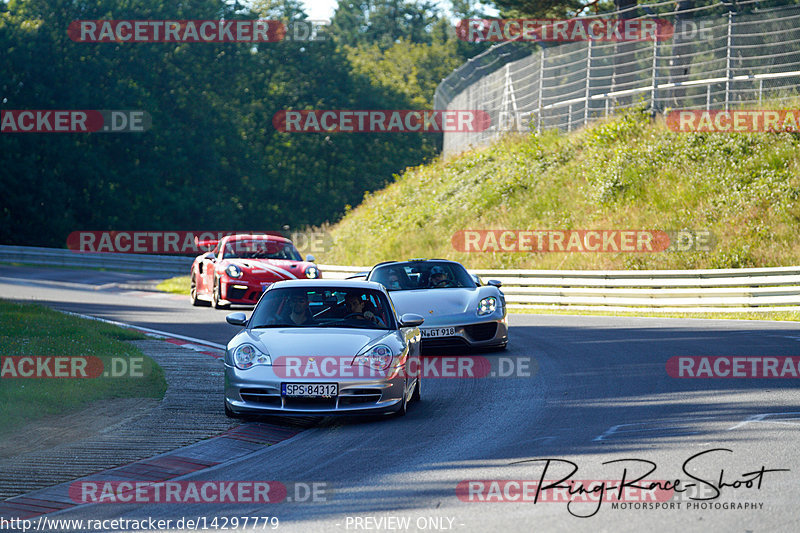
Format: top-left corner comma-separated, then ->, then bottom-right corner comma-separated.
758,78 -> 763,105
651,37 -> 659,112
568,103 -> 573,132
584,40 -> 593,125
706,84 -> 712,109
500,63 -> 519,135
725,10 -> 734,111
537,48 -> 546,133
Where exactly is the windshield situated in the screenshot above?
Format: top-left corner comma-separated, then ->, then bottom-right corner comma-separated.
369,262 -> 476,291
249,287 -> 395,330
222,239 -> 302,260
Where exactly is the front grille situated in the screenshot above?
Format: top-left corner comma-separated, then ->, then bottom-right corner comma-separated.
422,337 -> 470,348
464,322 -> 497,341
227,287 -> 248,300
283,397 -> 337,409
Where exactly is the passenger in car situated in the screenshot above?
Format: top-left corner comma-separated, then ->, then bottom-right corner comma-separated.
287,293 -> 314,325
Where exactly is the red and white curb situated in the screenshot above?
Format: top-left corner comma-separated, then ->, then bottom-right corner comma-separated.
0,313 -> 307,521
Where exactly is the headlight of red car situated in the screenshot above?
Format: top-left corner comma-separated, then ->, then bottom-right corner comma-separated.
225,264 -> 243,278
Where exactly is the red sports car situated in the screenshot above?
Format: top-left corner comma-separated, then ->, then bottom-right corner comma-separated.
190,233 -> 321,308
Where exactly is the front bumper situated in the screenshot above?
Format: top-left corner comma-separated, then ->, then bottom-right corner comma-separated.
224,364 -> 408,415
419,315 -> 508,349
220,279 -> 273,305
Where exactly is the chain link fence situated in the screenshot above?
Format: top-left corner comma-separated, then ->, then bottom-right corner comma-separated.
436,0 -> 800,156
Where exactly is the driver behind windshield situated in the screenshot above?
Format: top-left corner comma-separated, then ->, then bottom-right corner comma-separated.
344,293 -> 386,327
428,266 -> 450,288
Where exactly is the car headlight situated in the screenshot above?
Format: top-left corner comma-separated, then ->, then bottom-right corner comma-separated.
478,296 -> 497,316
225,264 -> 243,278
232,344 -> 271,369
352,344 -> 394,371
304,266 -> 319,278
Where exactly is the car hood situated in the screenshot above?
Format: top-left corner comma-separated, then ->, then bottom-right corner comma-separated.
234,328 -> 394,364
389,288 -> 480,317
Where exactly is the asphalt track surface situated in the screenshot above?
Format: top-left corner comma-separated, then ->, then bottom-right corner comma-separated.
2,265 -> 800,532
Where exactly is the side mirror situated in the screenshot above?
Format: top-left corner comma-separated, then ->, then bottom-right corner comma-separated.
204,252 -> 215,260
471,274 -> 481,286
487,279 -> 502,288
306,254 -> 315,262
399,313 -> 424,328
226,312 -> 248,326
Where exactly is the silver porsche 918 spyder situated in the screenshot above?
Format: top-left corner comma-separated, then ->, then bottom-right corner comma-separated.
223,280 -> 423,417
365,259 -> 508,350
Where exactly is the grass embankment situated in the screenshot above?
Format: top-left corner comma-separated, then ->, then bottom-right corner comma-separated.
319,106 -> 800,271
0,300 -> 167,434
157,107 -> 800,320
157,276 -> 190,294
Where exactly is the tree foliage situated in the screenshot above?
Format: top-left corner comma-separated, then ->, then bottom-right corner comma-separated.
0,0 -> 482,247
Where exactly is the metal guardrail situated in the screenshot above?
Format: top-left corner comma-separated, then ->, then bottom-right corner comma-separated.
1,246 -> 797,312
320,264 -> 800,312
0,245 -> 192,275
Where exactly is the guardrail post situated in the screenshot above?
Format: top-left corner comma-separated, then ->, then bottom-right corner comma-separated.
706,84 -> 712,110
758,78 -> 763,105
584,40 -> 593,125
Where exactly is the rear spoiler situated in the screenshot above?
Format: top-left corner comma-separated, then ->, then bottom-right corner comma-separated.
195,236 -> 219,250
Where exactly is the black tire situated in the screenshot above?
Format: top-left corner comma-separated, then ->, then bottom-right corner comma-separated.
224,400 -> 243,419
212,278 -> 230,309
411,375 -> 421,402
393,379 -> 408,417
190,274 -> 210,307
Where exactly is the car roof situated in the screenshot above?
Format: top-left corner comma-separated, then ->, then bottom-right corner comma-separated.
373,259 -> 462,268
222,233 -> 291,244
269,279 -> 388,291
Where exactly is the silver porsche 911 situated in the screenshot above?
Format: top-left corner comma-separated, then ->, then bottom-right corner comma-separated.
365,259 -> 508,350
224,280 -> 423,417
